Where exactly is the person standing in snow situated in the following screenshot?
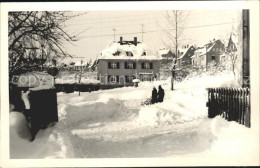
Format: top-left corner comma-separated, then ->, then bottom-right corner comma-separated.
157,85 -> 165,103
151,87 -> 158,104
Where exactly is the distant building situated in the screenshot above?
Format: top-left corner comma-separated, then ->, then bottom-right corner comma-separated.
158,48 -> 175,60
227,33 -> 238,52
191,39 -> 225,69
73,60 -> 89,71
177,45 -> 196,68
97,37 -> 161,85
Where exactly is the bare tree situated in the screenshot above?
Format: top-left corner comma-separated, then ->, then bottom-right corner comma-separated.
8,11 -> 86,77
163,10 -> 189,90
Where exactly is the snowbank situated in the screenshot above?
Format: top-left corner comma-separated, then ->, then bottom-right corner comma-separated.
9,112 -> 74,159
9,72 -> 258,161
175,73 -> 241,89
208,116 -> 258,159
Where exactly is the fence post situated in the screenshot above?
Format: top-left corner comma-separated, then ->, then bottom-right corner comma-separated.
238,88 -> 242,124
225,88 -> 228,119
216,88 -> 219,116
244,88 -> 250,128
224,88 -> 227,119
220,88 -> 223,116
229,88 -> 234,121
235,89 -> 240,122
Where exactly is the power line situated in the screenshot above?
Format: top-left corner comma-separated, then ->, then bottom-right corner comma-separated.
79,22 -> 236,39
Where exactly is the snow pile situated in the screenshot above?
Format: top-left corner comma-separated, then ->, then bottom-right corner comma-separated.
137,88 -> 207,126
16,71 -> 54,88
9,72 -> 258,160
175,73 -> 241,89
208,116 -> 258,159
58,98 -> 131,128
9,112 -> 74,159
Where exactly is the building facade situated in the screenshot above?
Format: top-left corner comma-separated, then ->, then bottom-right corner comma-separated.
191,39 -> 225,69
177,45 -> 196,68
97,37 -> 161,85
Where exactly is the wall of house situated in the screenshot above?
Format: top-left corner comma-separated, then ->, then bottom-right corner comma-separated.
97,59 -> 160,85
206,40 -> 225,65
179,46 -> 195,67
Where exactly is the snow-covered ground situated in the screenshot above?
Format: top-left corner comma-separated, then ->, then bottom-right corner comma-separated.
9,73 -> 259,164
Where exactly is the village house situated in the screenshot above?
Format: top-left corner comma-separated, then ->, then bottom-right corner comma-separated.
177,45 -> 196,68
219,33 -> 239,70
73,60 -> 89,71
157,48 -> 175,60
191,39 -> 225,69
97,37 -> 161,85
227,33 -> 238,52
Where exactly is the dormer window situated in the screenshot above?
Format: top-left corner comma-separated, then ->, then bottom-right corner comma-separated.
113,51 -> 121,56
126,51 -> 133,57
142,52 -> 146,56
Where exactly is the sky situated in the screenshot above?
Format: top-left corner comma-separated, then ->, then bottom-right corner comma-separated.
63,10 -> 241,62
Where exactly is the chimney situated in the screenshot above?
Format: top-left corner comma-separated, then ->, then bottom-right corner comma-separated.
134,37 -> 137,46
120,37 -> 123,45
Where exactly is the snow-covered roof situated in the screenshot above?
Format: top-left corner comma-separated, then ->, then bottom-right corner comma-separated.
229,33 -> 238,50
75,60 -> 89,66
194,40 -> 220,56
57,57 -> 88,66
16,71 -> 54,88
158,48 -> 170,56
178,46 -> 193,59
231,33 -> 238,44
99,41 -> 161,60
190,55 -> 196,58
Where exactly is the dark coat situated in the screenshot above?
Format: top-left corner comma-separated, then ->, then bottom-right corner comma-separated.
157,86 -> 165,102
151,88 -> 158,104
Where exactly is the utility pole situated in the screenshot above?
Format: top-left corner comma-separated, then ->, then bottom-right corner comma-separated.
141,24 -> 144,42
172,11 -> 178,91
113,28 -> 116,42
41,44 -> 44,71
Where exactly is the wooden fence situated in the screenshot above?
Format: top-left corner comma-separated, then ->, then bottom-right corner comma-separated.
206,88 -> 250,128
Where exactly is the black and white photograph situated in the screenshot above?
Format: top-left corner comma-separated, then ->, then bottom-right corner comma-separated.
1,1 -> 259,167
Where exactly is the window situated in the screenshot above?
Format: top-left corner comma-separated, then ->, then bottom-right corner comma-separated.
212,56 -> 216,60
141,62 -> 153,69
142,52 -> 146,56
111,62 -> 117,69
127,62 -> 133,69
108,62 -> 120,69
126,51 -> 133,56
110,76 -> 117,83
144,62 -> 150,69
124,62 -> 136,69
108,75 -> 119,83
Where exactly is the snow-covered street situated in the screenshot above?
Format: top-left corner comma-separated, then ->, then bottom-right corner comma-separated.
9,73 -> 257,160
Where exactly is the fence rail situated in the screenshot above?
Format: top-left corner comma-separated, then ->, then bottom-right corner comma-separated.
206,87 -> 250,128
